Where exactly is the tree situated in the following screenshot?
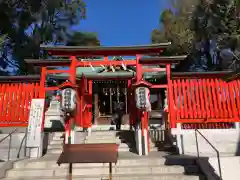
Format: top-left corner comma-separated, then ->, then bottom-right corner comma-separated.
191,0 -> 240,70
0,0 -> 99,75
152,0 -> 240,71
66,32 -> 100,46
151,0 -> 197,55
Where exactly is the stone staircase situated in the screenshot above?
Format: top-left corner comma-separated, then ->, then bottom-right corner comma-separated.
0,129 -> 206,180
48,130 -> 159,154
0,153 -> 203,180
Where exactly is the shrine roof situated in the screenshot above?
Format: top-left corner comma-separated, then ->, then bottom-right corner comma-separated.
25,55 -> 186,67
40,43 -> 171,56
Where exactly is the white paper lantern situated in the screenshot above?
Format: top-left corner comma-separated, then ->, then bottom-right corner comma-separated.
135,87 -> 151,112
60,88 -> 77,113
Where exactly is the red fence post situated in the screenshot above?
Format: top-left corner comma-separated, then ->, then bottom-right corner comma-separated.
166,64 -> 176,128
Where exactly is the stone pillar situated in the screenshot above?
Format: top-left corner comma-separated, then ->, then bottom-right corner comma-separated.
44,97 -> 64,131
135,123 -> 142,156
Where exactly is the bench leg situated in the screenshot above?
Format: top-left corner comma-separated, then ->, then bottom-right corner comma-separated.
69,163 -> 72,180
109,163 -> 112,180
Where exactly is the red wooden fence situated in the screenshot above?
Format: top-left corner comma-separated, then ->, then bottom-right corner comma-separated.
0,82 -> 42,127
169,78 -> 240,128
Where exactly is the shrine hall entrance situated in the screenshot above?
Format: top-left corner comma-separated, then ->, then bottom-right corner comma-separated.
92,80 -> 128,125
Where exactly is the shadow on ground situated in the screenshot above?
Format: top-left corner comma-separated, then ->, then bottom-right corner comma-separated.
116,130 -> 138,154
164,155 -> 221,180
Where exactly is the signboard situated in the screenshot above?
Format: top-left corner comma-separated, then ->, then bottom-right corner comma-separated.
26,99 -> 45,147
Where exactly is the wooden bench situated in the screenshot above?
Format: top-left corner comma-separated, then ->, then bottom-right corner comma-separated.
57,143 -> 118,180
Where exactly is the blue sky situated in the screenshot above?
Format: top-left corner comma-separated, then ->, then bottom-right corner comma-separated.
72,0 -> 170,46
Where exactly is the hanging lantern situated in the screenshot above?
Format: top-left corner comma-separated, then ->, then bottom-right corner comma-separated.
135,87 -> 151,112
60,88 -> 77,113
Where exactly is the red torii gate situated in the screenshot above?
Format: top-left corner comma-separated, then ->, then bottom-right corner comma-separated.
25,43 -> 188,154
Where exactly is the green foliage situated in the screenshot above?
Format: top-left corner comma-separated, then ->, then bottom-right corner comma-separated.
152,0 -> 240,70
151,0 -> 197,55
191,0 -> 240,47
0,35 -> 6,49
0,0 -> 100,74
66,32 -> 100,46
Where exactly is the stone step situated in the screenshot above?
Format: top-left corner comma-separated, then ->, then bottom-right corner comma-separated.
47,142 -> 156,152
52,132 -> 64,137
1,174 -> 201,180
46,147 -> 134,154
47,144 -> 63,149
75,125 -> 130,131
49,140 -> 64,145
85,138 -> 121,142
47,147 -> 158,154
84,140 -> 121,144
52,136 -> 85,141
46,148 -> 62,154
55,139 -> 86,144
118,148 -> 131,152
86,134 -> 118,137
48,147 -> 132,154
88,130 -> 118,134
85,136 -> 119,140
48,142 -> 131,149
50,139 -> 86,145
14,157 -> 171,169
6,165 -> 187,177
